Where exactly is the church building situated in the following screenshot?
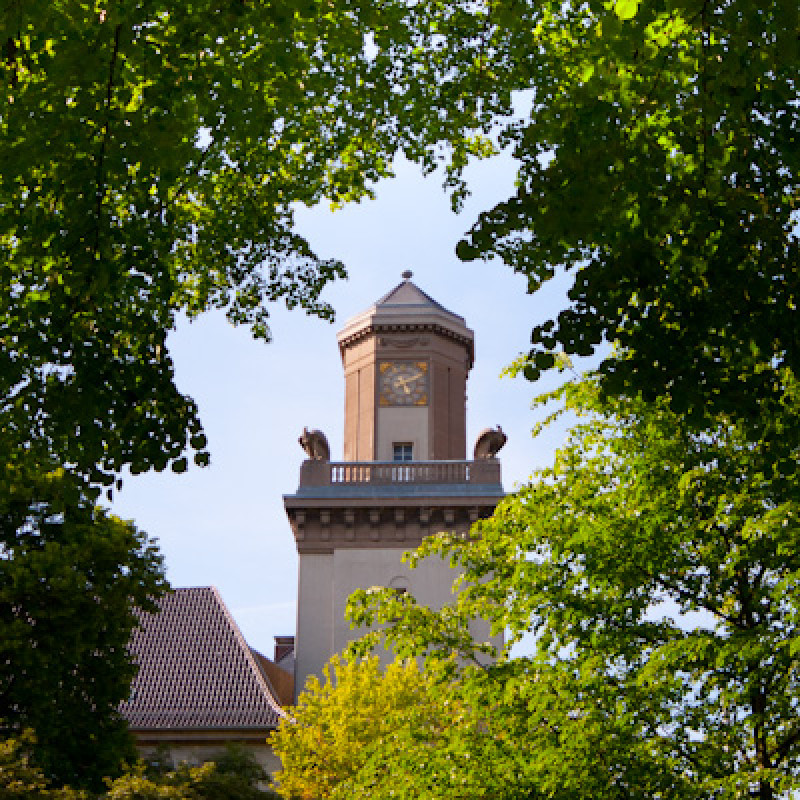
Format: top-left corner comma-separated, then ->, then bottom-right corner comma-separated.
121,274 -> 506,757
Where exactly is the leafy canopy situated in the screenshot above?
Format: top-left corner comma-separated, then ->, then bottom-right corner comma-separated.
349,373 -> 800,798
271,655 -> 465,800
4,0 -> 798,482
0,467 -> 167,790
0,737 -> 279,800
0,0 -> 470,484
413,0 -> 800,427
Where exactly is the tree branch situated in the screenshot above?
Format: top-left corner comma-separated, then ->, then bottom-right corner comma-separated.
93,23 -> 122,262
769,721 -> 800,765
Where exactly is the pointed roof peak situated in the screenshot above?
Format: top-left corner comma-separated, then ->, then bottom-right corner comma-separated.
337,273 -> 475,367
375,275 -> 453,315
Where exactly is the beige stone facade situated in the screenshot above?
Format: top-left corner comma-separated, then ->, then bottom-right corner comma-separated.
134,730 -> 281,776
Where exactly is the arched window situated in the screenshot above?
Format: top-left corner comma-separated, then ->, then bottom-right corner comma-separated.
388,575 -> 410,596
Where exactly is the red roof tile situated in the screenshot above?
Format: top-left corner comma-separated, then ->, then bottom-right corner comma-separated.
121,587 -> 284,730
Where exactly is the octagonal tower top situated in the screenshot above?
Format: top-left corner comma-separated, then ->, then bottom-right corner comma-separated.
337,275 -> 475,462
337,272 -> 475,369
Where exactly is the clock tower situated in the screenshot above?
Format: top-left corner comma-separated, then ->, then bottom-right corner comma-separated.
337,271 -> 473,462
284,274 -> 504,696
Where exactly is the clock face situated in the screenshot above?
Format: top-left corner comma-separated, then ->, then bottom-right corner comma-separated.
378,361 -> 429,406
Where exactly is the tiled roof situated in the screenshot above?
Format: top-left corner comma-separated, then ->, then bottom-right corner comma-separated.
121,587 -> 284,730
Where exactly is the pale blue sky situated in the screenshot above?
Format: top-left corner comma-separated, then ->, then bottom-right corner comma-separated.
109,153 -> 588,659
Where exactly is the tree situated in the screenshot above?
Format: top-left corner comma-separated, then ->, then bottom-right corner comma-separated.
0,3 -> 462,787
5,0 -> 796,470
0,467 -> 167,790
0,736 -> 279,800
141,743 -> 281,800
270,655 -> 468,800
0,0 -> 441,485
0,734 -> 84,800
349,373 -> 800,798
435,0 -> 799,433
183,743 -> 280,800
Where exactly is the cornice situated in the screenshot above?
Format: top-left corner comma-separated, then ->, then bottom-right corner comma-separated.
132,729 -> 275,741
338,322 -> 475,368
285,500 -> 499,554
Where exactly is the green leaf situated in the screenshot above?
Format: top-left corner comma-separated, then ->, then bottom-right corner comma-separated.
171,457 -> 188,474
614,0 -> 640,20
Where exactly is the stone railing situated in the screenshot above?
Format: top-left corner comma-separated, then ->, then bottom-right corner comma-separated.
298,459 -> 501,488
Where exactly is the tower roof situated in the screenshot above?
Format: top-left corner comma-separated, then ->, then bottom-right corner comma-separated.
374,277 -> 452,313
337,273 -> 474,366
120,587 -> 285,731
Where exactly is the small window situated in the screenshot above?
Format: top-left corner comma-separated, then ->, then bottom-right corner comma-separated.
393,443 -> 413,462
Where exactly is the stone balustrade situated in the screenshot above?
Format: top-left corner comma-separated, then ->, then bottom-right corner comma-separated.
298,459 -> 501,488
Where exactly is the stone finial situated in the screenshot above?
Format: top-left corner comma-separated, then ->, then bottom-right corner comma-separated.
401,270 -> 413,280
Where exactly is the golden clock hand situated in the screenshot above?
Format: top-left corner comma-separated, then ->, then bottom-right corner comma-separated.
394,371 -> 424,388
391,377 -> 412,393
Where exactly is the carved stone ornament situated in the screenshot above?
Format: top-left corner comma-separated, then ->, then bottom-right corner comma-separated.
298,427 -> 330,461
473,425 -> 508,460
378,336 -> 430,348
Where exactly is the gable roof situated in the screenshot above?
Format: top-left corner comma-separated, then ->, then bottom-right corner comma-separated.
250,647 -> 294,708
121,587 -> 285,731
